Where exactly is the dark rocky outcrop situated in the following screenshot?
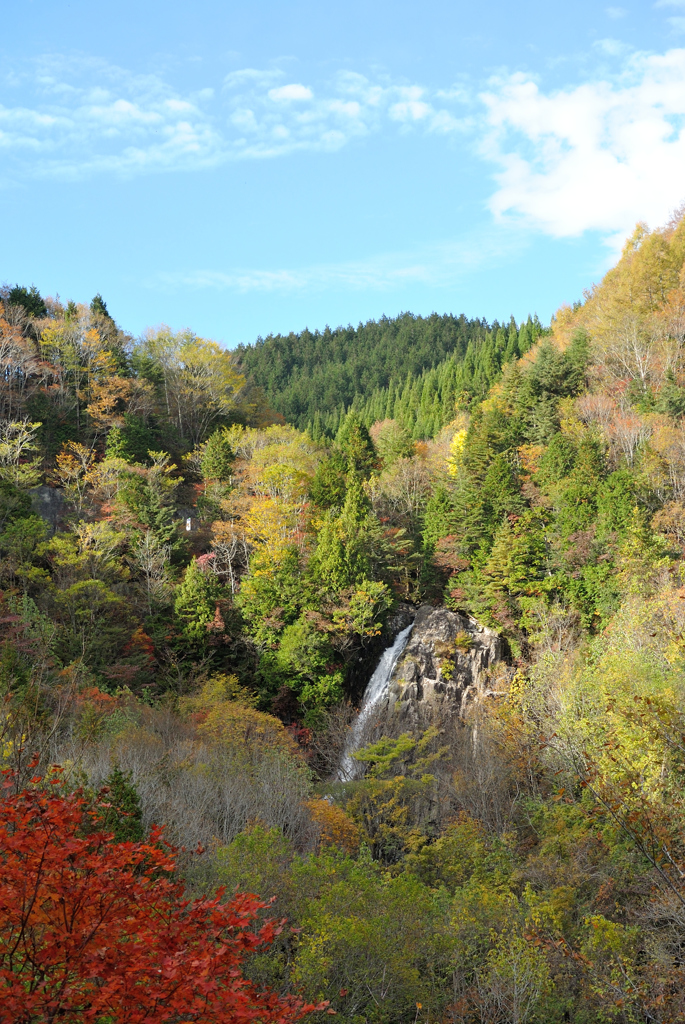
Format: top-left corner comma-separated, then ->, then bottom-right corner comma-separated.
386,604 -> 509,725
29,485 -> 66,535
345,603 -> 417,705
385,602 -> 415,637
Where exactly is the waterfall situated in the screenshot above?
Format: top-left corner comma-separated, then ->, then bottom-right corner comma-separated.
337,623 -> 414,781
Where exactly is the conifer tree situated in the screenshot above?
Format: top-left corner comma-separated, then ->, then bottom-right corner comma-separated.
7,284 -> 47,319
201,427 -> 235,482
422,485 -> 456,551
99,766 -> 144,843
90,293 -> 112,320
174,558 -> 222,640
336,413 -> 376,478
104,426 -> 130,462
313,480 -> 378,591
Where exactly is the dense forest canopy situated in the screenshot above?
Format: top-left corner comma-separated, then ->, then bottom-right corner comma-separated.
236,311 -> 545,436
6,213 -> 685,1021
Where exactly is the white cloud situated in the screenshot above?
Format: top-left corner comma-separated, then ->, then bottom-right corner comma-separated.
390,100 -> 432,121
593,37 -> 632,56
164,98 -> 195,113
655,1 -> 685,32
11,45 -> 685,264
328,100 -> 362,118
606,6 -> 627,18
481,48 -> 685,247
223,68 -> 282,88
85,99 -> 163,125
231,108 -> 258,130
0,59 -> 469,183
268,83 -> 313,102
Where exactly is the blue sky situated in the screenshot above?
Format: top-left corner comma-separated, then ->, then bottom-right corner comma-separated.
3,0 -> 685,347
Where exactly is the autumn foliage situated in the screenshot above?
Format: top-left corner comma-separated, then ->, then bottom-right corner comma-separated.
0,770 -> 323,1024
305,797 -> 361,854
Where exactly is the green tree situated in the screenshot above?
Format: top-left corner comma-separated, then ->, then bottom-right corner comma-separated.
237,547 -> 309,648
291,850 -> 449,1022
98,766 -> 144,843
553,436 -> 605,538
336,413 -> 376,478
0,420 -> 43,488
210,823 -> 294,903
422,485 -> 457,551
0,480 -> 33,531
90,293 -> 112,320
537,433 -> 577,485
118,456 -> 179,546
200,427 -> 235,482
309,449 -> 348,509
53,578 -> 135,671
312,480 -> 381,591
479,509 -> 552,633
174,558 -> 223,641
105,416 -> 159,465
373,420 -> 414,467
0,514 -> 48,592
8,284 -> 47,319
481,455 -> 525,525
264,615 -> 344,722
104,426 -> 129,462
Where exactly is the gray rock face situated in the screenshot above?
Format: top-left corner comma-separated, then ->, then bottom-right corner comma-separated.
387,604 -> 507,723
29,486 -> 66,535
385,602 -> 415,637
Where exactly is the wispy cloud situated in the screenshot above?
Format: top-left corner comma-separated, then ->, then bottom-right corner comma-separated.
481,47 -> 685,248
655,0 -> 685,33
0,56 -> 226,180
148,231 -> 523,297
0,57 -> 470,184
267,83 -> 313,102
6,45 -> 685,260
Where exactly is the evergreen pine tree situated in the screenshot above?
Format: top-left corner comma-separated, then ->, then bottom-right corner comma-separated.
201,428 -> 235,481
8,284 -> 47,319
312,479 -> 379,591
90,293 -> 112,319
310,449 -> 348,508
105,426 -> 130,462
99,766 -> 144,843
174,558 -> 223,639
336,413 -> 376,478
422,485 -> 457,551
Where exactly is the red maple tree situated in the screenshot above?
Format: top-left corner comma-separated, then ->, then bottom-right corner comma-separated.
0,769 -> 326,1023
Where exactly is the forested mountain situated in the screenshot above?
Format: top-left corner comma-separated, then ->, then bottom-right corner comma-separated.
6,215 -> 685,1021
236,311 -> 545,435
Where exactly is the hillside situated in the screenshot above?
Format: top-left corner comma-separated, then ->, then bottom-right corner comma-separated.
236,310 -> 545,435
5,214 -> 685,1020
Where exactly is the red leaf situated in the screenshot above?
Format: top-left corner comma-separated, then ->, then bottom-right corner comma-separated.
0,773 -> 324,1024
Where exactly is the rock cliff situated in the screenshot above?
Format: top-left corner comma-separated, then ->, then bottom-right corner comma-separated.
29,485 -> 66,535
386,604 -> 509,724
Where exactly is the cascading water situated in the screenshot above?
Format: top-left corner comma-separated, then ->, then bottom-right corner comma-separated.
337,623 -> 414,781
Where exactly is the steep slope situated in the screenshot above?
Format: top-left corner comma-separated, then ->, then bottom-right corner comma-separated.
236,311 -> 545,435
